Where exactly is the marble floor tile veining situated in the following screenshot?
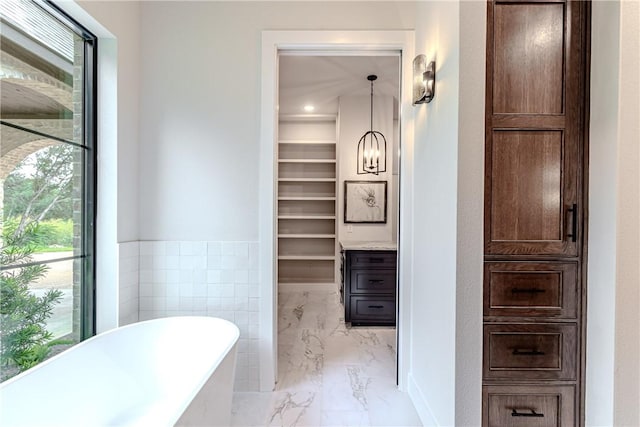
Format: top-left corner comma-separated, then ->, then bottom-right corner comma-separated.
231,288 -> 422,427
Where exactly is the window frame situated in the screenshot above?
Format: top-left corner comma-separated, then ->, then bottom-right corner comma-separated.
0,0 -> 98,340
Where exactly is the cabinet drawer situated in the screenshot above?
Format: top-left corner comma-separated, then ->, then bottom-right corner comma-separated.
348,296 -> 395,325
484,262 -> 578,319
350,269 -> 396,293
483,385 -> 576,427
347,251 -> 396,268
484,324 -> 577,381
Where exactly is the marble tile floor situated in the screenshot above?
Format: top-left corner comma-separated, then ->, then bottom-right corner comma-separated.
231,289 -> 422,427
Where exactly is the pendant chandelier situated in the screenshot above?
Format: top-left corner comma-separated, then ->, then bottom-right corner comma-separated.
357,74 -> 387,175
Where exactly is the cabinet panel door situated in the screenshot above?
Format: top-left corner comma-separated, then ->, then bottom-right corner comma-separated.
491,131 -> 563,241
492,3 -> 565,115
487,129 -> 579,255
485,0 -> 586,257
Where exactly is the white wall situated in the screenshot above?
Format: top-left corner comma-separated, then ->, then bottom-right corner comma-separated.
338,95 -> 396,242
409,1 -> 460,425
57,0 -> 141,332
455,1 -> 486,425
588,3 -> 640,425
587,1 -> 620,424
613,1 -> 640,424
75,1 -> 140,244
118,242 -> 139,325
138,1 -> 416,242
139,1 -> 416,392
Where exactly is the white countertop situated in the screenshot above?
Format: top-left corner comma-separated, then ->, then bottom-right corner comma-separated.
339,241 -> 397,251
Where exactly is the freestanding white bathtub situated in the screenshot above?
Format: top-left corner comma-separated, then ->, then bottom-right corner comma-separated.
0,316 -> 239,427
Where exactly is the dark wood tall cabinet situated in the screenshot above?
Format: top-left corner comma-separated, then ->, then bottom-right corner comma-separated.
482,1 -> 590,426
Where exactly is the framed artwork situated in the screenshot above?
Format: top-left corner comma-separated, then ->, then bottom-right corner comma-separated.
344,180 -> 387,223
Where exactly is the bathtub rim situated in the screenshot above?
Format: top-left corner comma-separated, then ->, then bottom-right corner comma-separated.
0,316 -> 240,425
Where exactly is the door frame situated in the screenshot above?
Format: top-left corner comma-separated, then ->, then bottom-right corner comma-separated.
259,30 -> 415,391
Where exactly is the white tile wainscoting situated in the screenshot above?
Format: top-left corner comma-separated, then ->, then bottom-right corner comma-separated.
118,241 -> 139,326
117,240 -> 260,391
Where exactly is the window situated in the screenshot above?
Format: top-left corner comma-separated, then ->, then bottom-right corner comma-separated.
1,0 -> 96,381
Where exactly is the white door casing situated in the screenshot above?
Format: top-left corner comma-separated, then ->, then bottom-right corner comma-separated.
259,30 -> 415,391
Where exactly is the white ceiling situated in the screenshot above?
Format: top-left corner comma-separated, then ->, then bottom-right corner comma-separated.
278,55 -> 400,117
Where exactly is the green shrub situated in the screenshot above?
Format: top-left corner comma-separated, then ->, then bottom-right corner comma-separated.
2,218 -> 73,250
37,219 -> 73,248
0,223 -> 62,379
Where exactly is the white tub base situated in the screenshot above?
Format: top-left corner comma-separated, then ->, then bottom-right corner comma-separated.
0,317 -> 239,427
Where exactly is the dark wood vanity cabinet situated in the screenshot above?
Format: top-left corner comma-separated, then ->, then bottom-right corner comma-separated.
342,250 -> 397,326
483,1 -> 590,426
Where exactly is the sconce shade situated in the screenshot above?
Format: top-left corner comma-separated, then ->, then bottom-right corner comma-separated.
413,55 -> 436,105
357,75 -> 387,175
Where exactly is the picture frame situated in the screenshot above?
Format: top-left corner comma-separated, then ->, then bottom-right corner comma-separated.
344,180 -> 387,223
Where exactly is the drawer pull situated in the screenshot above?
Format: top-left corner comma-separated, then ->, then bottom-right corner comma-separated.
368,305 -> 384,309
511,287 -> 545,294
368,279 -> 385,284
368,258 -> 385,263
511,408 -> 544,418
512,349 -> 545,356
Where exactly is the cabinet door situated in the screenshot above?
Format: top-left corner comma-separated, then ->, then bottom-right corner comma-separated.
485,0 -> 587,257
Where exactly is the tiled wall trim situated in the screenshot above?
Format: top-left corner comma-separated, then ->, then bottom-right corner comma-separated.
137,240 -> 260,391
118,241 -> 139,326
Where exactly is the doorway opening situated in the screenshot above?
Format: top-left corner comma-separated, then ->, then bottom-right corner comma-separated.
259,31 -> 415,393
275,53 -> 402,390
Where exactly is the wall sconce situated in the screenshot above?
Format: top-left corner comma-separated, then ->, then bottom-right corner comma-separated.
412,55 -> 436,105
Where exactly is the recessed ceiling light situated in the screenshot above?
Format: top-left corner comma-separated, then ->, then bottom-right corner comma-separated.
303,105 -> 315,112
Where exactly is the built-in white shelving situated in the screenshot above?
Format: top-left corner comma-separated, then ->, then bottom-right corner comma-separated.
278,255 -> 336,260
278,178 -> 337,182
278,159 -> 336,163
277,196 -> 336,201
277,115 -> 338,285
279,140 -> 336,145
278,215 -> 336,220
278,234 -> 336,238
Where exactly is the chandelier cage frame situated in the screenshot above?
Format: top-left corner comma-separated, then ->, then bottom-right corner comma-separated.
356,74 -> 387,175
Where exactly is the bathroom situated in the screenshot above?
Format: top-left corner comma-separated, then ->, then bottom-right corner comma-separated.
0,1 -> 638,426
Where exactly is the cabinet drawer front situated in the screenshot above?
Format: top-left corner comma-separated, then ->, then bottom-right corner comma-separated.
484,324 -> 577,380
483,385 -> 575,427
349,296 -> 395,324
350,269 -> 396,293
484,263 -> 578,319
348,251 -> 396,268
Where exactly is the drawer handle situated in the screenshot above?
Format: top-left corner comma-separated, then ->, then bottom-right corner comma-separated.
368,279 -> 385,284
368,258 -> 385,263
511,287 -> 545,294
511,409 -> 544,418
368,305 -> 384,309
512,349 -> 545,356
